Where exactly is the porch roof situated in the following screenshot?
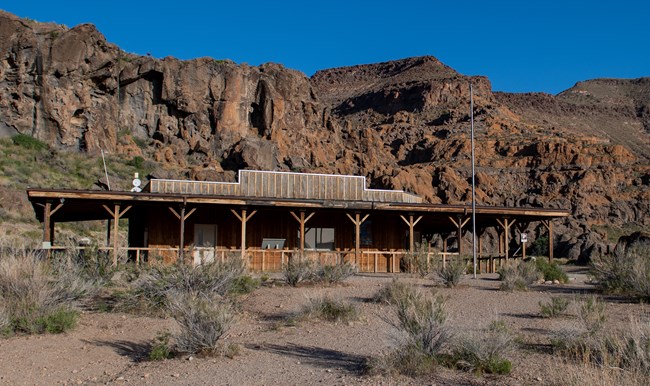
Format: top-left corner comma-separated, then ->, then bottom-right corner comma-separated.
26,187 -> 571,224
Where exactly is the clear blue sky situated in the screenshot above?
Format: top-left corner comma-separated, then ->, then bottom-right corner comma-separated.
3,1 -> 648,94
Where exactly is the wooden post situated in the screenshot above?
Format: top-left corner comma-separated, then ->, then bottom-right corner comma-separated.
290,210 -> 315,258
346,212 -> 369,267
43,201 -> 51,245
496,218 -> 515,262
400,214 -> 423,252
103,203 -> 132,266
541,220 -> 555,262
169,204 -> 196,264
448,215 -> 470,256
231,208 -> 257,265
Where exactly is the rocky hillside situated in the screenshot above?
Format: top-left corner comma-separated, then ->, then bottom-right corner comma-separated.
1,10 -> 648,260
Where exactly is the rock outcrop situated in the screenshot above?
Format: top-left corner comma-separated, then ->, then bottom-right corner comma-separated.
1,11 -> 649,260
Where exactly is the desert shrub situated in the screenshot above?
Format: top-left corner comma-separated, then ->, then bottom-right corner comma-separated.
373,278 -> 412,305
299,296 -> 359,324
437,256 -> 466,287
169,292 -> 234,355
149,331 -> 173,361
0,248 -> 96,335
404,243 -> 432,277
12,133 -> 47,151
229,275 -> 260,295
452,320 -> 515,375
366,342 -> 437,377
553,310 -> 650,377
578,295 -> 607,335
498,260 -> 540,291
536,258 -> 569,283
373,285 -> 451,377
122,257 -> 245,314
283,257 -> 314,287
592,242 -> 650,300
539,296 -> 571,318
392,287 -> 451,357
313,261 -> 356,284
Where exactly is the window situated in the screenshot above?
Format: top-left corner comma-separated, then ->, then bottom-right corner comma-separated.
301,227 -> 335,250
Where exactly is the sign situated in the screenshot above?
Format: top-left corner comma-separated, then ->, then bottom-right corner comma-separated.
520,233 -> 528,243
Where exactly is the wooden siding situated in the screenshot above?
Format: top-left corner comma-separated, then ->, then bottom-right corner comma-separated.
141,205 -> 411,269
146,170 -> 423,204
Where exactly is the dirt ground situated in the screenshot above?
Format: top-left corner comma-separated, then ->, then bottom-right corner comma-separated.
1,266 -> 647,385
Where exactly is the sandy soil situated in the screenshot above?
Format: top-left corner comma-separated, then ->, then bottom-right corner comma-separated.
0,266 -> 646,385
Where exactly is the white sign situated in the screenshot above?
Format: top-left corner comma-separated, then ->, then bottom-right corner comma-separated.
520,233 -> 528,243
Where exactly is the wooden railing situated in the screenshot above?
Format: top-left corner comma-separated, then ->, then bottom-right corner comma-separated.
44,246 -> 517,273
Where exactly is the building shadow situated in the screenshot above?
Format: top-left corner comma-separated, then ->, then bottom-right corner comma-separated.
246,343 -> 368,374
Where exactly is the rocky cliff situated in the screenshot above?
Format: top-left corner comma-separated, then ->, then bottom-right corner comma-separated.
1,11 -> 648,260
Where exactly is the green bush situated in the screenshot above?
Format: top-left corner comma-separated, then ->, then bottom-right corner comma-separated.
536,258 -> 569,283
539,296 -> 570,318
12,134 -> 47,151
229,275 -> 260,295
149,331 -> 173,361
38,307 -> 79,334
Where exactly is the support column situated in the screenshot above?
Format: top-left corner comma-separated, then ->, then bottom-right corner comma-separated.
448,215 -> 470,255
496,218 -> 515,262
400,214 -> 423,252
346,212 -> 369,266
541,220 -> 555,262
231,208 -> 257,265
290,210 -> 315,258
103,203 -> 132,266
169,204 -> 196,264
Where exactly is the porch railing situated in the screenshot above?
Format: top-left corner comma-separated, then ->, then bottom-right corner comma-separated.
44,246 -> 516,273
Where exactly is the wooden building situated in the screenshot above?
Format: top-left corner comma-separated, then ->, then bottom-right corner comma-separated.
27,170 -> 570,272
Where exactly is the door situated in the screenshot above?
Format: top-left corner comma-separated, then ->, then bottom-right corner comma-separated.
193,224 -> 217,265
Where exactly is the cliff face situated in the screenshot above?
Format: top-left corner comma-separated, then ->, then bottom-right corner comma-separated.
1,11 -> 649,260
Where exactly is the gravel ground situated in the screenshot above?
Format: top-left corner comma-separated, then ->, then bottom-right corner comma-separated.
1,266 -> 647,385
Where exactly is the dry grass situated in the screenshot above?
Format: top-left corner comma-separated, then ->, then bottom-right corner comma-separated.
298,296 -> 359,324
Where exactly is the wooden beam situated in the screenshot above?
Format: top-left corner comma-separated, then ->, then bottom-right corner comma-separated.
449,215 -> 469,255
400,214 -> 422,254
112,203 -> 120,266
346,212 -> 370,267
290,210 -> 314,258
541,220 -> 554,262
231,208 -> 257,265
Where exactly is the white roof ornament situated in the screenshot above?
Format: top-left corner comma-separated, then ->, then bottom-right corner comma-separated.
131,172 -> 142,192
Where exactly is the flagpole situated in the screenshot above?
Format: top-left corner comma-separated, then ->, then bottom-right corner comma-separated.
470,83 -> 477,279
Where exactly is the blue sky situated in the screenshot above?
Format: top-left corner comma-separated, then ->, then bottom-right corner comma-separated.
2,1 -> 648,94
